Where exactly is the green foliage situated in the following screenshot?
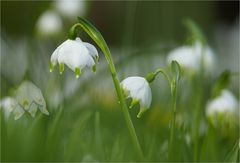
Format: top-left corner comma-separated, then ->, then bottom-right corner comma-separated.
211,70 -> 231,98
171,60 -> 181,83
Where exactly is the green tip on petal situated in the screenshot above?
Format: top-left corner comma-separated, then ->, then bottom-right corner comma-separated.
59,63 -> 64,74
75,67 -> 81,78
129,98 -> 139,109
137,108 -> 147,118
50,62 -> 54,72
92,65 -> 96,73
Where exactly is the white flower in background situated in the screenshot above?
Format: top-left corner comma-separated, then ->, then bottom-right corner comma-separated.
14,81 -> 49,119
54,0 -> 86,18
167,46 -> 199,74
206,89 -> 238,126
0,97 -> 17,120
167,42 -> 216,76
120,76 -> 152,118
50,37 -> 99,78
194,42 -> 216,75
36,10 -> 63,37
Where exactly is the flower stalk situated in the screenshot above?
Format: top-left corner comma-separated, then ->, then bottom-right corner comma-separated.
145,61 -> 181,160
69,17 -> 143,159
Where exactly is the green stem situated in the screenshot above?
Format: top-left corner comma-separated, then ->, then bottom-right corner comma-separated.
70,18 -> 144,159
147,67 -> 178,160
169,82 -> 177,160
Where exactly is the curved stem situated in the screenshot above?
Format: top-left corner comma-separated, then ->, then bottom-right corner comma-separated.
154,69 -> 172,86
151,68 -> 178,160
70,18 -> 144,159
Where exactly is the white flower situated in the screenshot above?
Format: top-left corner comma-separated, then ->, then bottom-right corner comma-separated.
167,42 -> 216,76
36,10 -> 63,37
0,97 -> 17,120
206,89 -> 239,126
14,81 -> 49,120
120,76 -> 152,118
50,37 -> 99,78
54,0 -> 86,18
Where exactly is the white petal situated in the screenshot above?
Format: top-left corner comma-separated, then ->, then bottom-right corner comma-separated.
51,41 -> 66,66
28,102 -> 38,117
13,105 -> 25,120
57,39 -> 91,71
121,76 -> 152,109
83,42 -> 98,59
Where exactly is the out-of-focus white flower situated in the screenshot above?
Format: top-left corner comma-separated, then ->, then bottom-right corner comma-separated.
1,38 -> 28,83
50,37 -> 98,78
167,46 -> 199,74
167,42 -> 216,76
206,89 -> 238,116
206,89 -> 238,126
0,97 -> 17,120
54,0 -> 86,18
36,10 -> 63,37
14,81 -> 49,120
120,76 -> 152,118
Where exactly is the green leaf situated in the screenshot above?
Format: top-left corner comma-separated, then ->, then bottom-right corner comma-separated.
183,19 -> 206,45
211,70 -> 231,98
171,60 -> 181,82
76,17 -> 109,56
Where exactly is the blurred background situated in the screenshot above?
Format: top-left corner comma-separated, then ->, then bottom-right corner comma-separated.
1,0 -> 239,162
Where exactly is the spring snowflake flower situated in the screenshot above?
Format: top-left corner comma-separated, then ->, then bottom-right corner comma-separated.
36,10 -> 63,37
206,89 -> 238,126
50,37 -> 99,78
0,97 -> 17,120
54,0 -> 86,18
120,76 -> 152,118
167,42 -> 215,76
14,81 -> 49,120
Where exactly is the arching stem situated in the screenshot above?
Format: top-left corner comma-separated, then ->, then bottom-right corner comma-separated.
69,17 -> 144,159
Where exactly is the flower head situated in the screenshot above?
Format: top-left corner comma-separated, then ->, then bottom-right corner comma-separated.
14,81 -> 49,120
0,97 -> 17,120
120,76 -> 152,118
50,37 -> 99,78
206,89 -> 238,127
36,10 -> 63,37
167,42 -> 215,76
54,0 -> 86,19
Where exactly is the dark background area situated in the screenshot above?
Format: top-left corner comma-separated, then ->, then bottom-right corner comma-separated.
1,1 -> 239,47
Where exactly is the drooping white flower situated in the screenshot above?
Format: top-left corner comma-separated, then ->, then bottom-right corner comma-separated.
167,41 -> 216,76
206,89 -> 239,126
167,46 -> 199,75
54,0 -> 86,18
120,76 -> 152,118
0,97 -> 17,120
36,10 -> 63,37
14,81 -> 49,119
50,37 -> 98,78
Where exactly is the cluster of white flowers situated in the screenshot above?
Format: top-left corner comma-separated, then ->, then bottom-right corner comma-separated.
0,81 -> 49,120
50,37 -> 99,77
167,42 -> 216,76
